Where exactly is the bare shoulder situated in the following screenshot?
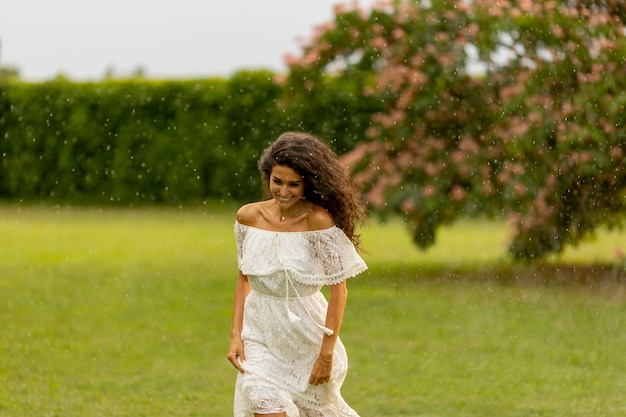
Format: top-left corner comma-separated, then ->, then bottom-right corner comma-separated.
307,205 -> 335,231
236,202 -> 263,226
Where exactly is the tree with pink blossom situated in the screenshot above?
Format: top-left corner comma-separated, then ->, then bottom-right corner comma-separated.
283,0 -> 626,260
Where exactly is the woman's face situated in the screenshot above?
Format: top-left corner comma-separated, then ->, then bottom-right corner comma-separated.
270,164 -> 305,209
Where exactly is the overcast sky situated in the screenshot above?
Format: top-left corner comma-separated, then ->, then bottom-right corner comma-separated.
0,0 -> 369,81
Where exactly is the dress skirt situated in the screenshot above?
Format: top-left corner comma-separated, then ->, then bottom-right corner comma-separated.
233,288 -> 359,417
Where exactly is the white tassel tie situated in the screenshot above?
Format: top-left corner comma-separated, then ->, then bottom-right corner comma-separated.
277,235 -> 334,336
287,311 -> 301,324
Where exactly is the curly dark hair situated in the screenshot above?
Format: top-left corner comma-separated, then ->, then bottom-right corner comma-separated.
258,132 -> 366,249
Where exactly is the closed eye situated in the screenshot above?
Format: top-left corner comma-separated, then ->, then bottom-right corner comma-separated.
272,177 -> 301,187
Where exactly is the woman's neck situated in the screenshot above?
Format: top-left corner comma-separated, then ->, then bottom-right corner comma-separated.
276,200 -> 311,222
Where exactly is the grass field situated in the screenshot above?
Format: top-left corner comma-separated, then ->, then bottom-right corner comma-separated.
1,203 -> 625,417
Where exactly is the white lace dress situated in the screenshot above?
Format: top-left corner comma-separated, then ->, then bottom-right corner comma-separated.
234,221 -> 367,417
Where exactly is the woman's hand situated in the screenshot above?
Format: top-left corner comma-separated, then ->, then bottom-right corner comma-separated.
228,270 -> 250,374
226,338 -> 246,373
308,355 -> 332,385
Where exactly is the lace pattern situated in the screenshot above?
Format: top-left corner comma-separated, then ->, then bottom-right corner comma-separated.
233,222 -> 365,417
235,222 -> 367,285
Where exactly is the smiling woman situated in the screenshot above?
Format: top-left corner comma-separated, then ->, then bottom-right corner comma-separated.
256,132 -> 367,243
269,165 -> 307,220
227,132 -> 368,417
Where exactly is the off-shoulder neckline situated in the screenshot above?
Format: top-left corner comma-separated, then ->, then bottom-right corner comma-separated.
235,220 -> 337,234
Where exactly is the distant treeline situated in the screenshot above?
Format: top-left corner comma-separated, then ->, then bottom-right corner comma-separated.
0,71 -> 378,204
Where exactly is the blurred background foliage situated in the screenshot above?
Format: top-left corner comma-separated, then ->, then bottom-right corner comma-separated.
1,0 -> 624,261
283,0 -> 626,260
0,72 -> 371,204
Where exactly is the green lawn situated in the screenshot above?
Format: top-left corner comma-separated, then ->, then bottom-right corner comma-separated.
0,203 -> 625,417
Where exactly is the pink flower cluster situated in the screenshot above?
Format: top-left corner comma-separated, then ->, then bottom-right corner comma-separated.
283,0 -> 626,259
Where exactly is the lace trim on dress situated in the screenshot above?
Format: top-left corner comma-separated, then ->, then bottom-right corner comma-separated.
234,221 -> 367,286
233,221 -> 363,417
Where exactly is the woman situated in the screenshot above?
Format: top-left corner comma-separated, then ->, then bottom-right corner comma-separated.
227,132 -> 367,416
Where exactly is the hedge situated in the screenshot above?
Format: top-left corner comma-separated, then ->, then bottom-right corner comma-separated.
0,71 -> 378,205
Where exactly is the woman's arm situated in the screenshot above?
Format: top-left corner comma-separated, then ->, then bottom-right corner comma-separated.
227,270 -> 251,373
309,280 -> 348,385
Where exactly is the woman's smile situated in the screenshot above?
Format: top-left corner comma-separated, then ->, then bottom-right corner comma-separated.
276,194 -> 294,204
270,165 -> 305,210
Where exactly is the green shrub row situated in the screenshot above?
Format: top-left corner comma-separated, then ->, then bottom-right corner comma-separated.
0,71 -> 376,204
